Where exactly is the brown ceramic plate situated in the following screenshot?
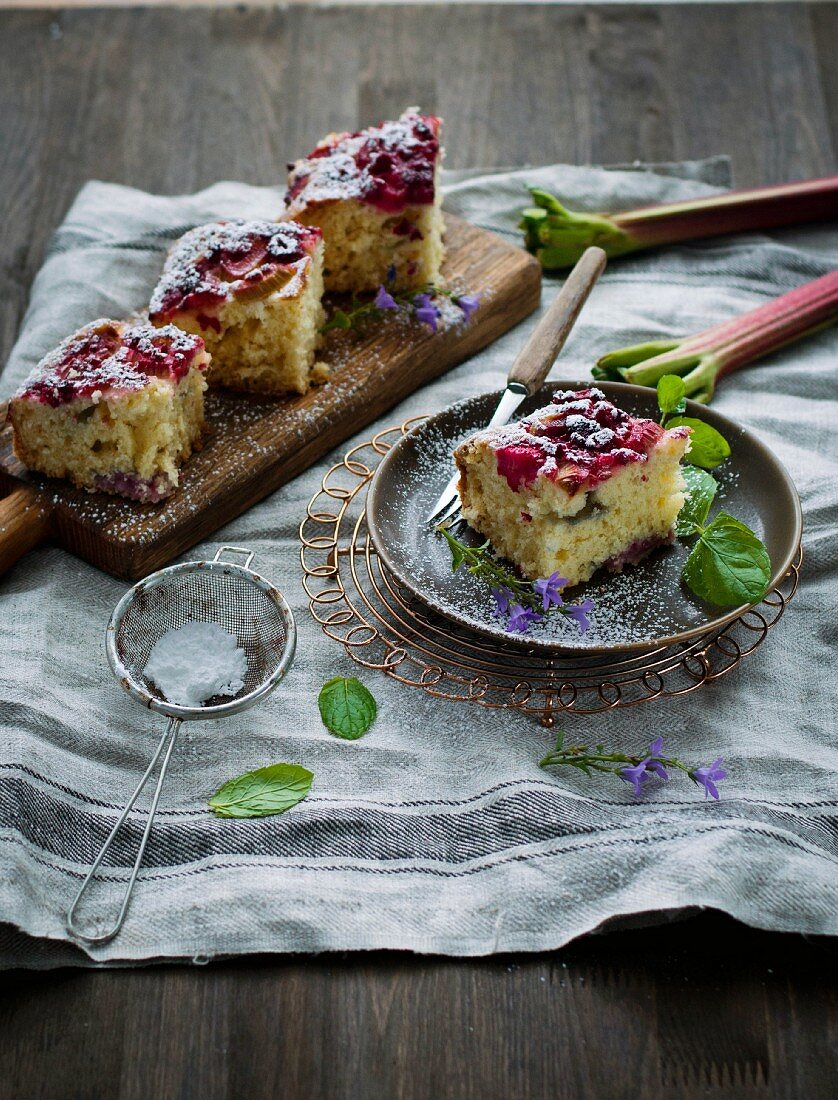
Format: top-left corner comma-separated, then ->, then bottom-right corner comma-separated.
365,381 -> 802,654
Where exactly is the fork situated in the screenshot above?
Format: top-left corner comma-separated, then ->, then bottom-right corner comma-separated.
427,245 -> 607,527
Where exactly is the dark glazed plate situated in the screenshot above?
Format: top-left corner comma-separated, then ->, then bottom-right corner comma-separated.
365,381 -> 802,654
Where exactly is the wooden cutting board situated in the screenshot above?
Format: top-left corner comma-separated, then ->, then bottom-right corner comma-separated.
0,214 -> 541,580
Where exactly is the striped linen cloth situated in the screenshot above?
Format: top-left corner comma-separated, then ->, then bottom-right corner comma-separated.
1,158 -> 836,966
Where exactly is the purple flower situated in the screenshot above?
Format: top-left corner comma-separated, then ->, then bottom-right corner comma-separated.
564,597 -> 595,634
386,263 -> 397,285
491,586 -> 513,618
692,757 -> 728,800
645,759 -> 670,782
645,736 -> 669,779
533,571 -> 568,611
413,292 -> 440,332
374,285 -> 399,311
506,604 -> 542,634
456,293 -> 481,321
619,759 -> 651,798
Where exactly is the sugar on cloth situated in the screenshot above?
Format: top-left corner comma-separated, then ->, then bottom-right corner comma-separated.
0,158 -> 836,967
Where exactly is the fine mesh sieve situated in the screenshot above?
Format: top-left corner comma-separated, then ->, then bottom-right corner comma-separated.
67,546 -> 297,945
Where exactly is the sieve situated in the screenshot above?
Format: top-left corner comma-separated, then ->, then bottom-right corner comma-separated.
66,546 -> 297,945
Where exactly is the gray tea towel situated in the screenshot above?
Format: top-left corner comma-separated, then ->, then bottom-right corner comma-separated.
1,160 -> 836,968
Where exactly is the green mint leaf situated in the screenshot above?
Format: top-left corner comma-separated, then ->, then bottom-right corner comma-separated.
666,416 -> 731,469
682,512 -> 771,607
676,466 -> 718,536
318,676 -> 377,740
657,374 -> 687,417
209,763 -> 313,819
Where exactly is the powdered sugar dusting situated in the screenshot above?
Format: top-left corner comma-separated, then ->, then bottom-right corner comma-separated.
467,387 -> 670,495
285,108 -> 441,215
143,621 -> 247,707
14,320 -> 205,407
149,220 -> 321,321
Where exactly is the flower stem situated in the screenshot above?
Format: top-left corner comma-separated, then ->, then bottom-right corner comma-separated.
594,270 -> 838,401
522,177 -> 838,270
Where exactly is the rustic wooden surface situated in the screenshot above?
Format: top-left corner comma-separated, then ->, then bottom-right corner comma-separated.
1,4 -> 837,1099
0,215 -> 540,579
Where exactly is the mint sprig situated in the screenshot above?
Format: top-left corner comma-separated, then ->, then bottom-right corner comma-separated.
656,373 -> 687,419
676,465 -> 717,536
209,763 -> 313,819
666,416 -> 731,470
682,512 -> 771,606
318,676 -> 377,739
657,375 -> 771,607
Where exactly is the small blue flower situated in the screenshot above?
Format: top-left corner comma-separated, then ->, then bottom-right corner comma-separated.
649,736 -> 664,757
692,757 -> 728,800
533,571 -> 568,611
565,597 -> 594,634
506,604 -> 542,634
491,586 -> 513,618
386,263 -> 397,285
456,293 -> 481,321
619,759 -> 651,797
374,285 -> 399,310
413,292 -> 441,332
645,759 -> 669,782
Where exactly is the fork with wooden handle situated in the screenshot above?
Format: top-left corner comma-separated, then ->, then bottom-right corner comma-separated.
427,245 -> 607,525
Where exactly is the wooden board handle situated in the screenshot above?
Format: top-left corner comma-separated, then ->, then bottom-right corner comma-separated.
0,486 -> 54,576
507,246 -> 607,394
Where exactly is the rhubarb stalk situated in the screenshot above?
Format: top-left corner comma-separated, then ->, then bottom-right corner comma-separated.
521,177 -> 838,270
593,271 -> 838,402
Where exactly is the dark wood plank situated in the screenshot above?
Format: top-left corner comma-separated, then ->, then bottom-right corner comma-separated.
1,914 -> 836,1100
0,216 -> 540,579
1,6 -> 837,1100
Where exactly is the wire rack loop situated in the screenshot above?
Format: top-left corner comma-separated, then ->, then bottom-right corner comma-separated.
300,421 -> 801,726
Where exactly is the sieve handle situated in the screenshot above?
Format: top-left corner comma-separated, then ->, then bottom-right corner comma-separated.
214,545 -> 255,569
66,717 -> 182,945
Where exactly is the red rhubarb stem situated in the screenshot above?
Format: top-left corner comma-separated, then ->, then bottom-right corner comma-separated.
614,177 -> 838,248
692,270 -> 838,375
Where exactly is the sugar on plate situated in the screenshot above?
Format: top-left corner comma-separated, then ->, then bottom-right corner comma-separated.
143,621 -> 248,707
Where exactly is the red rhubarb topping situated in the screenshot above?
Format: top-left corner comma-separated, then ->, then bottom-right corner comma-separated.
149,220 -> 322,324
16,320 -> 205,407
493,388 -> 667,495
285,110 -> 441,215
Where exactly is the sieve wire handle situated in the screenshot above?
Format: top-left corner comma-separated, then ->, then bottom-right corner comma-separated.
213,546 -> 255,568
66,717 -> 182,945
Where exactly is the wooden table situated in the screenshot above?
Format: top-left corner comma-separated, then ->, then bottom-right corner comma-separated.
1,5 -> 836,1097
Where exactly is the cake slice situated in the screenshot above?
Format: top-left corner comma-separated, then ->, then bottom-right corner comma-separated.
284,108 -> 444,292
9,319 -> 209,502
453,388 -> 691,587
149,220 -> 325,396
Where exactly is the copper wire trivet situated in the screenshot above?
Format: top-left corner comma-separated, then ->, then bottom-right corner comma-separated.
300,419 -> 801,726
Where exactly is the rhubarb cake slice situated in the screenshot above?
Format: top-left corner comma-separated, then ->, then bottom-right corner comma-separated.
453,388 -> 691,587
149,220 -> 325,396
9,319 -> 209,503
284,108 -> 444,292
